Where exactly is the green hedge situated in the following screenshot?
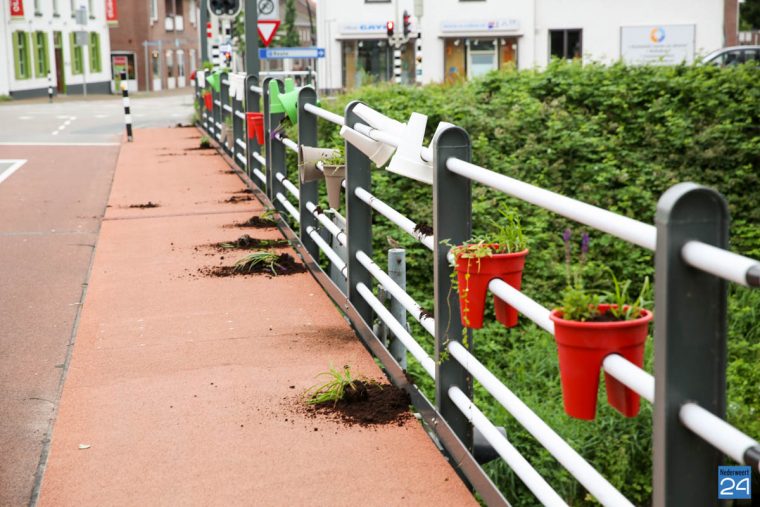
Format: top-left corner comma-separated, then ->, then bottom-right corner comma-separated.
308,61 -> 759,506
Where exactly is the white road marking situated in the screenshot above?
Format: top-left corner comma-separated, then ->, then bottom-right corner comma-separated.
18,116 -> 33,120
0,142 -> 120,146
0,159 -> 27,185
52,131 -> 59,135
94,114 -> 108,118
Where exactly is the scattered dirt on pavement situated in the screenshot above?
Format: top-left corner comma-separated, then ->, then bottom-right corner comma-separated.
128,202 -> 159,209
213,235 -> 289,250
185,145 -> 214,151
223,195 -> 253,204
230,189 -> 254,194
229,215 -> 278,228
303,381 -> 412,427
199,253 -> 306,277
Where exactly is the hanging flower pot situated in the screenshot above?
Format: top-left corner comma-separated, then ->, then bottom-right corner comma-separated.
453,246 -> 529,329
323,165 -> 345,209
246,112 -> 264,144
549,304 -> 652,420
203,91 -> 213,112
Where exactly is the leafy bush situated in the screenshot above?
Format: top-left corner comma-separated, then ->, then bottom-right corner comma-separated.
312,60 -> 759,506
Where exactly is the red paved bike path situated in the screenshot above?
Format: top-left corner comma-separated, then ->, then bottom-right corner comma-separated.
36,128 -> 476,506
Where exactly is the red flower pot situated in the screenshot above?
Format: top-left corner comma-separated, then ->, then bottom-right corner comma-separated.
454,247 -> 528,329
549,305 -> 652,420
246,112 -> 264,144
203,91 -> 213,112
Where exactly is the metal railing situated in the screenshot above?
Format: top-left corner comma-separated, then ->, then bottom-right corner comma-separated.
194,72 -> 760,507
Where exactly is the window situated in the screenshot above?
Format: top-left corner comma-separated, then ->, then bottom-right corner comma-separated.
70,0 -> 75,18
342,40 -> 391,88
166,50 -> 174,78
12,32 -> 32,80
189,0 -> 196,24
33,32 -> 50,77
89,32 -> 101,72
53,0 -> 60,16
88,0 -> 94,17
444,38 -> 517,82
69,32 -> 84,74
34,0 -> 42,15
150,0 -> 158,22
189,49 -> 197,72
549,29 -> 582,60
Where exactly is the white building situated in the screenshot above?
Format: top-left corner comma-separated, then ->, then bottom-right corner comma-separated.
1,0 -> 113,98
317,0 -> 732,91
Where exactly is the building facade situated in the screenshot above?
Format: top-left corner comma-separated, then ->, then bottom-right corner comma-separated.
1,0 -> 113,98
317,0 -> 735,91
109,0 -> 201,92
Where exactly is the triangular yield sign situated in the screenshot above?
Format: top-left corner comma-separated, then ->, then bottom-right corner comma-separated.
257,20 -> 280,47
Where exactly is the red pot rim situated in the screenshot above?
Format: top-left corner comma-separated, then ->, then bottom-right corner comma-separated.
454,246 -> 529,259
549,304 -> 653,329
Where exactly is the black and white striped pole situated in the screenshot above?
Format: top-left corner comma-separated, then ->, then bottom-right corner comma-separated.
120,71 -> 133,142
415,33 -> 423,84
47,72 -> 53,102
393,44 -> 402,84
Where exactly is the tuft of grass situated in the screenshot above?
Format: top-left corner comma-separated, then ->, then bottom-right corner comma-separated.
260,209 -> 277,221
199,135 -> 211,148
233,251 -> 281,275
305,365 -> 358,406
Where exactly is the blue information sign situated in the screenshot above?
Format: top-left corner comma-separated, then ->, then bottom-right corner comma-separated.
258,47 -> 326,60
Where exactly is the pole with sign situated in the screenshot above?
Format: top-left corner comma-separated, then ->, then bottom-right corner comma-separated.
257,0 -> 280,47
76,7 -> 88,96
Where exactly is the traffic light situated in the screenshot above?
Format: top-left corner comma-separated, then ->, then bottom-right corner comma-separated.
386,20 -> 395,38
403,10 -> 411,37
208,0 -> 240,17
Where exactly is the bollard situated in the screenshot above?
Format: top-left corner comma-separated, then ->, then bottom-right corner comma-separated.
47,73 -> 53,102
388,248 -> 408,369
120,71 -> 133,142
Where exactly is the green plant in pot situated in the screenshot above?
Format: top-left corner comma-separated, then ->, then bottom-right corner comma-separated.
549,229 -> 653,420
449,205 -> 528,329
321,149 -> 345,210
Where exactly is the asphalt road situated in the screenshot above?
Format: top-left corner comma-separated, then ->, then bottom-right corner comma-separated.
0,90 -> 194,506
0,89 -> 195,145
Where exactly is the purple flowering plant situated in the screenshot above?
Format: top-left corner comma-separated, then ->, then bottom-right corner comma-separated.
558,229 -> 650,322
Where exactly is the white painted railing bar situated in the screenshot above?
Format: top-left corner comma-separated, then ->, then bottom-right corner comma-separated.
235,153 -> 246,166
234,110 -> 246,120
222,79 -> 229,86
275,171 -> 300,200
235,138 -> 246,150
355,282 -> 437,378
446,157 -> 657,251
354,186 -> 434,251
447,341 -> 634,507
223,104 -> 233,113
601,355 -> 655,403
306,225 -> 347,276
215,121 -> 222,128
304,103 -> 345,126
252,151 -> 266,167
680,403 -> 760,471
277,136 -> 299,153
306,201 -> 346,246
356,250 -> 435,336
249,84 -> 263,95
448,387 -> 569,507
352,121 -> 433,162
214,100 -> 221,106
682,240 -> 760,287
488,280 -> 554,334
252,168 -> 266,184
215,133 -> 222,141
276,193 -> 300,224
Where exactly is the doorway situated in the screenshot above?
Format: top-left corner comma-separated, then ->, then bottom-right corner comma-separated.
151,50 -> 162,91
53,31 -> 65,93
176,49 -> 185,87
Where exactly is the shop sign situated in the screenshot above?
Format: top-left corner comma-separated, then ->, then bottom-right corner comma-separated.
621,25 -> 695,65
339,22 -> 388,35
440,19 -> 520,33
106,0 -> 118,26
10,0 -> 24,18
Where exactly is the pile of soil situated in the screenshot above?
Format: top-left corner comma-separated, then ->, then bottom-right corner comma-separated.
129,202 -> 159,209
214,235 -> 289,250
224,195 -> 253,203
186,145 -> 213,151
306,381 -> 412,426
200,253 -> 306,277
233,215 -> 278,228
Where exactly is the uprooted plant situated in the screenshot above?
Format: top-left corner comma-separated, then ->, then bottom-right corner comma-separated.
305,365 -> 365,406
233,251 -> 283,275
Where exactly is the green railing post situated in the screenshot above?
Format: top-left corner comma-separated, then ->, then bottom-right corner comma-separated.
653,183 -> 729,506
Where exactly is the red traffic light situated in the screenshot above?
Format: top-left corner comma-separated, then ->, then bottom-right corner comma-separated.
386,20 -> 395,37
403,10 -> 411,37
